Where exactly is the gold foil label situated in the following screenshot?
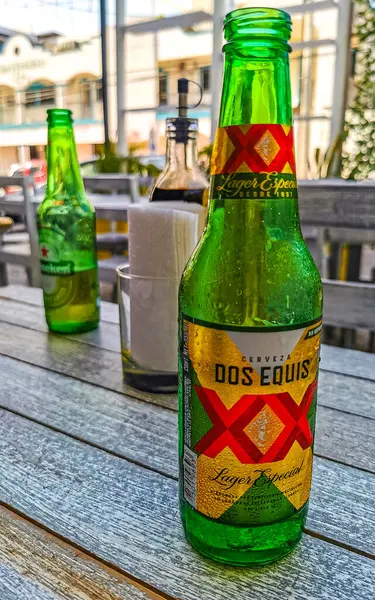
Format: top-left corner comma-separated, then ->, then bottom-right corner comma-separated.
210,124 -> 298,201
211,124 -> 296,175
181,317 -> 321,526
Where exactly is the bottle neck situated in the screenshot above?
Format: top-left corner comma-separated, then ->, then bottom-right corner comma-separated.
219,47 -> 293,127
165,135 -> 199,171
46,125 -> 85,199
208,46 -> 300,238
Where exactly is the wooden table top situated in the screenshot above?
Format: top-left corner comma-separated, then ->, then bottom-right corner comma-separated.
0,284 -> 374,600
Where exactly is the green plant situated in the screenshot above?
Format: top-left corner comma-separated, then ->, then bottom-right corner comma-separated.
198,143 -> 213,176
128,140 -> 148,154
93,141 -> 161,194
342,0 -> 375,179
307,132 -> 347,179
97,149 -> 124,174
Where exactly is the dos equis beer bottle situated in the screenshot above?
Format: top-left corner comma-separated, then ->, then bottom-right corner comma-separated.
179,8 -> 322,565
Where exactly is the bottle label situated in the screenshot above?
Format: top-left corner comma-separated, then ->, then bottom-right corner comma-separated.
39,229 -> 75,277
38,226 -> 97,311
211,124 -> 297,200
181,315 -> 322,526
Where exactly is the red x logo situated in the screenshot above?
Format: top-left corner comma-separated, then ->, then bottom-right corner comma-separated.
221,124 -> 296,175
194,381 -> 316,464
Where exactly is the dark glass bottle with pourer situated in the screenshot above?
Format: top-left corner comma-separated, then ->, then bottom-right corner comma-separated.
150,78 -> 209,204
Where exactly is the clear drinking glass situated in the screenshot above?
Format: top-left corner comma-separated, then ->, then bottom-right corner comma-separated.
117,264 -> 179,393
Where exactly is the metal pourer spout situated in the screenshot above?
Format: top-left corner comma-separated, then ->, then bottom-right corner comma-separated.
178,78 -> 189,118
176,78 -> 190,143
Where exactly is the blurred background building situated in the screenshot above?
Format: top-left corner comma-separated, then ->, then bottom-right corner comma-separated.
0,27 -> 104,171
0,0 -> 354,177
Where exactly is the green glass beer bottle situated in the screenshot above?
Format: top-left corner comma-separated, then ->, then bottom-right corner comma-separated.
37,109 -> 100,333
179,8 -> 322,566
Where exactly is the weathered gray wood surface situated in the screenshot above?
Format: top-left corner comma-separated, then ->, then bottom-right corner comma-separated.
326,227 -> 375,244
0,354 -> 177,478
0,315 -> 372,421
0,410 -> 374,600
0,177 -> 41,287
320,344 -> 375,381
0,321 -> 175,410
2,285 -> 373,380
0,284 -> 44,305
0,285 -> 120,324
0,297 -> 121,353
323,279 -> 375,330
315,406 -> 375,472
0,285 -> 375,380
96,231 -> 128,253
0,354 -> 373,476
0,289 -> 374,598
0,506 -> 153,600
83,174 -> 140,200
99,255 -> 128,285
92,202 -> 130,221
298,179 -> 375,229
318,370 -> 375,419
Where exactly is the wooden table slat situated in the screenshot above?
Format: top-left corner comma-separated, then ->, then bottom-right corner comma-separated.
0,506 -> 154,600
0,283 -> 374,600
0,354 -> 374,478
0,286 -> 119,324
1,314 -> 374,424
0,354 -> 177,478
320,344 -> 375,382
315,406 -> 375,472
317,370 -> 375,420
0,321 -> 176,410
3,285 -> 375,382
0,297 -> 120,353
0,410 -> 374,600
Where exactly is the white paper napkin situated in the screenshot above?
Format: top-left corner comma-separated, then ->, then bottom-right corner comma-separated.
126,205 -> 199,372
148,200 -> 206,237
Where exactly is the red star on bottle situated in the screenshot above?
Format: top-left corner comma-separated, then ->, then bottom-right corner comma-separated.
41,246 -> 49,257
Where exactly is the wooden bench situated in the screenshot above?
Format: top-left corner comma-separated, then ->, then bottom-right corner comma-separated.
323,279 -> 375,330
298,179 -> 375,349
98,255 -> 128,285
83,174 -> 140,199
83,175 -> 139,283
0,176 -> 40,287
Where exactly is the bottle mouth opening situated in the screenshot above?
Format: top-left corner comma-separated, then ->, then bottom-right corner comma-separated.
224,7 -> 292,52
47,108 -> 73,124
